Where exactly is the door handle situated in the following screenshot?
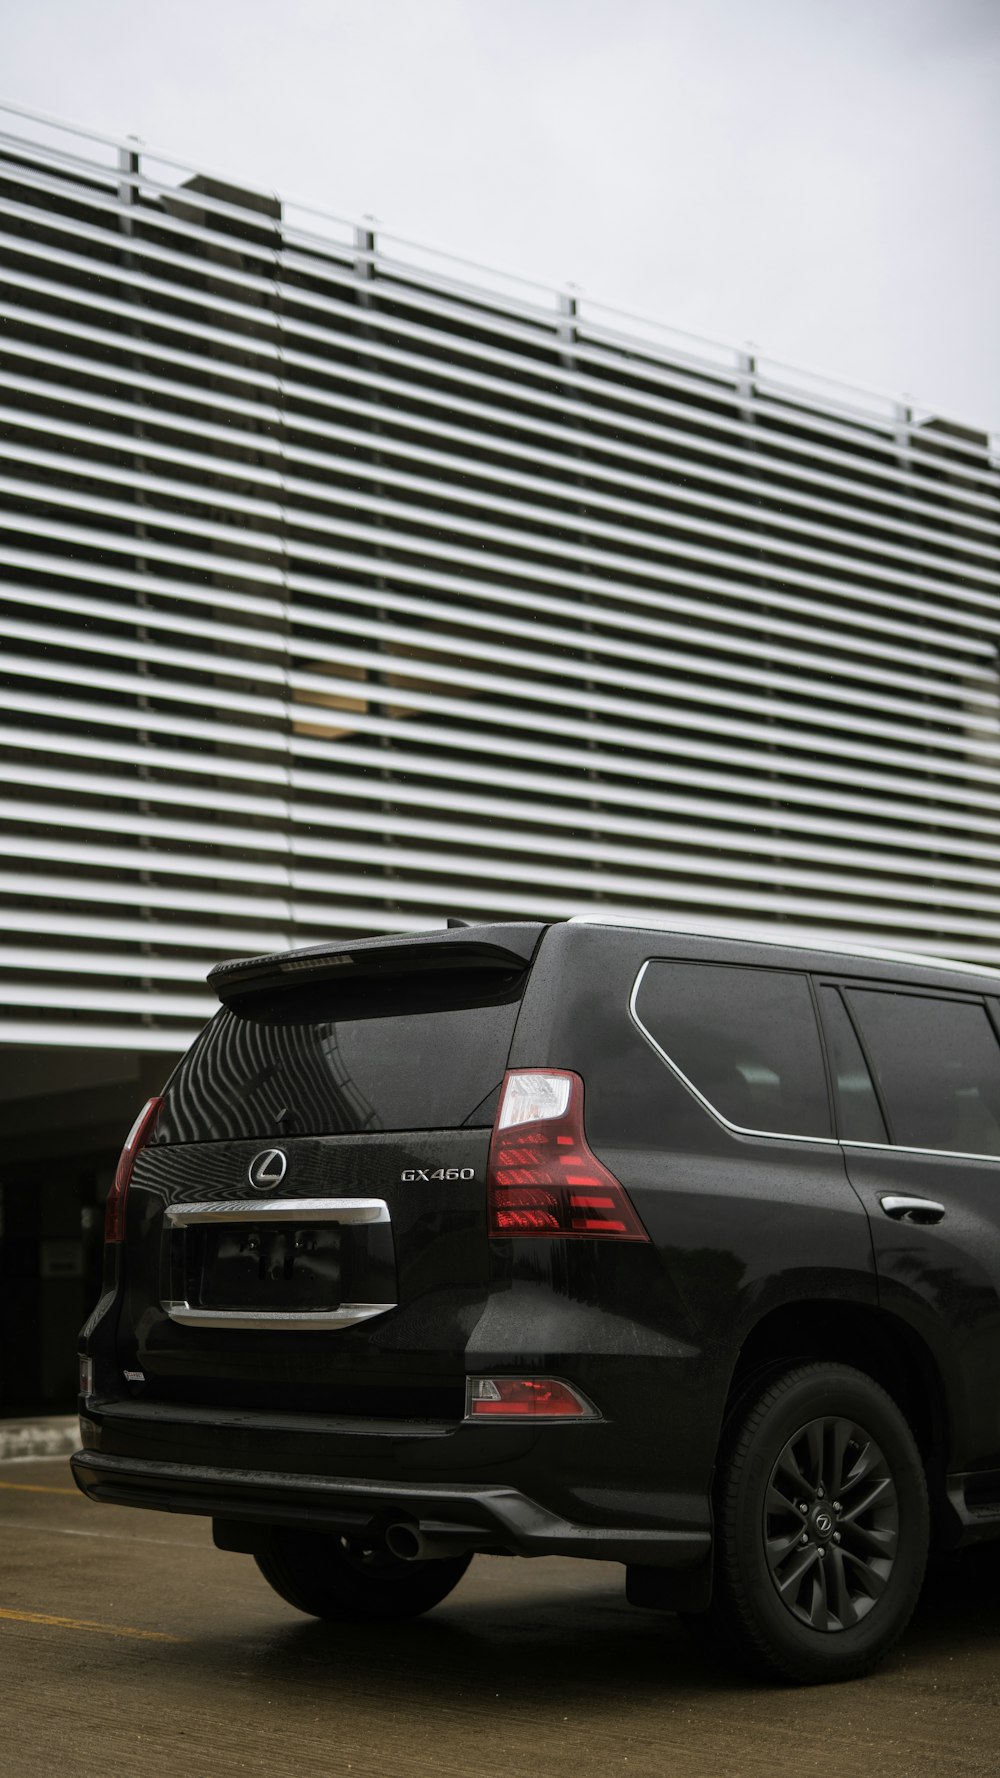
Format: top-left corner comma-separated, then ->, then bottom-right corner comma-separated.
879,1194 -> 946,1225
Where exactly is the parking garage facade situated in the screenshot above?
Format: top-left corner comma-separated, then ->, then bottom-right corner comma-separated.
1,102 -> 998,1408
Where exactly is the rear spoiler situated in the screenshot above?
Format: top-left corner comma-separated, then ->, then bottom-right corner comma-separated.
208,922 -> 547,1006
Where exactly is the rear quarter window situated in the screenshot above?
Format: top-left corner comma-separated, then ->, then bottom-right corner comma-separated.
633,960 -> 832,1138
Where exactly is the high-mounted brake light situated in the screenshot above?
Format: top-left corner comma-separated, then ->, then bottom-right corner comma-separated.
105,1097 -> 163,1244
487,1069 -> 649,1240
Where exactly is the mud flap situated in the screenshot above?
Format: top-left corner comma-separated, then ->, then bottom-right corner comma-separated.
625,1556 -> 713,1614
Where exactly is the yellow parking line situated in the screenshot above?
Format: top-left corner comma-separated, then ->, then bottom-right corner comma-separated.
0,1516 -> 205,1549
0,1480 -> 77,1496
0,1606 -> 182,1642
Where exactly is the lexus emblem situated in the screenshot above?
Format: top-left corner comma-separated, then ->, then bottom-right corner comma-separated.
248,1148 -> 287,1191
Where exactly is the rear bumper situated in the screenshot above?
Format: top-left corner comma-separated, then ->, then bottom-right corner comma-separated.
71,1447 -> 709,1566
72,1395 -> 711,1568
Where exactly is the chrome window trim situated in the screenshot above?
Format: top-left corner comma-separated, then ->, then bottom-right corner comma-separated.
628,960 -> 838,1147
630,961 -> 1000,1162
844,1140 -> 1000,1163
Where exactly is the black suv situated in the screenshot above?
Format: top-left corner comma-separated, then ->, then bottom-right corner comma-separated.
72,918 -> 1000,1683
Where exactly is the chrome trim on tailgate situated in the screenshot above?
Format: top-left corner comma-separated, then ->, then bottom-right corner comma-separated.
164,1197 -> 394,1328
163,1301 -> 395,1331
165,1198 -> 390,1226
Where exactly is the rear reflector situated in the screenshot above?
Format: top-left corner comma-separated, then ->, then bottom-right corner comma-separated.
465,1377 -> 598,1419
487,1069 -> 649,1240
105,1097 -> 163,1244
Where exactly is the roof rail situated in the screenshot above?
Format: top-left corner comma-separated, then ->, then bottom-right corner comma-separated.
565,915 -> 1000,980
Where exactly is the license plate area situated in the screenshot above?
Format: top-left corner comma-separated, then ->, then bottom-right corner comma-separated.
189,1221 -> 349,1312
163,1198 -> 396,1330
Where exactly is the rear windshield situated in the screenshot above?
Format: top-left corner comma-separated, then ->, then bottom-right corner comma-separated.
155,967 -> 524,1143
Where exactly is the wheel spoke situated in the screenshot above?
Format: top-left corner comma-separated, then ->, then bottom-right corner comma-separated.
841,1436 -> 880,1491
842,1548 -> 889,1601
774,1542 -> 820,1596
842,1516 -> 897,1557
765,1527 -> 806,1569
803,1419 -> 825,1490
825,1546 -> 858,1630
841,1474 -> 893,1523
766,1482 -> 805,1520
774,1443 -> 813,1501
804,1555 -> 830,1629
830,1417 -> 853,1495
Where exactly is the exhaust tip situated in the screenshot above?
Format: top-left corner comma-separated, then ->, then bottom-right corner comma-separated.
385,1521 -> 422,1562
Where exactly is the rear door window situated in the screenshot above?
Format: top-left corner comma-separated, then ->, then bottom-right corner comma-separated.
633,962 -> 832,1137
845,989 -> 1000,1157
156,968 -> 524,1143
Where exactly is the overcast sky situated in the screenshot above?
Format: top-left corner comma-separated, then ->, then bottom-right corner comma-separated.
5,0 -> 999,432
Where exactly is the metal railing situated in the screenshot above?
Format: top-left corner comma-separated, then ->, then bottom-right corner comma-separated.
1,95 -> 995,458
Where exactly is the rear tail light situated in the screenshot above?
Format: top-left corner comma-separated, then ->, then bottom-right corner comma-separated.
105,1097 -> 163,1244
487,1069 -> 649,1240
466,1377 -> 598,1419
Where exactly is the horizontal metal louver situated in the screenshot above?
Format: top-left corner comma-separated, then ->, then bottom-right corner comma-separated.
1,100 -> 999,1052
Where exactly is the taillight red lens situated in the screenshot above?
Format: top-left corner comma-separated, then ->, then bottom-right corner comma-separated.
105,1097 -> 163,1244
487,1070 -> 649,1240
466,1377 -> 598,1419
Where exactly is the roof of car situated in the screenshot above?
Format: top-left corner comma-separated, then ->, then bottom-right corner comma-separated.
566,915 -> 1000,983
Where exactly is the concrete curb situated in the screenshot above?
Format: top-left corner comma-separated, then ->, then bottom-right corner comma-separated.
0,1416 -> 78,1462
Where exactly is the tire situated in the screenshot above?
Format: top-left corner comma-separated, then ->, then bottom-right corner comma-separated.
255,1528 -> 472,1622
707,1363 -> 929,1684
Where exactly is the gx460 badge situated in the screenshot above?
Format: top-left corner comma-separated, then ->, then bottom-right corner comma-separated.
400,1166 -> 475,1182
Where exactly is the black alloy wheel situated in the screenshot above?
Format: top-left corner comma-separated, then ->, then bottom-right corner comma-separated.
709,1363 -> 929,1684
764,1412 -> 898,1633
255,1527 -> 472,1621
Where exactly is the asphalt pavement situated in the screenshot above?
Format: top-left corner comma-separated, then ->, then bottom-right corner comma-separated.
3,1451 -> 1000,1778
